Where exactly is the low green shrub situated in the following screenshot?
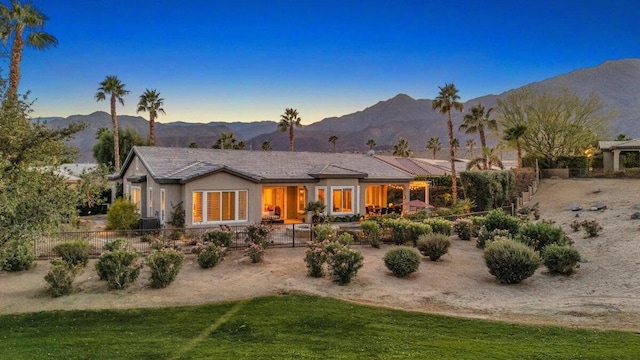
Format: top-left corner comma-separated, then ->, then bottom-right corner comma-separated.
337,232 -> 354,245
469,216 -> 485,237
193,243 -> 226,268
53,241 -> 90,267
483,209 -> 521,235
423,218 -> 453,236
44,259 -> 79,297
383,246 -> 421,278
304,239 -> 330,277
516,221 -> 570,252
477,227 -> 511,249
384,219 -> 409,245
313,224 -> 334,241
245,224 -> 273,247
103,238 -> 129,252
405,222 -> 432,246
95,249 -> 143,289
484,240 -> 540,284
106,198 -> 140,230
360,220 -> 383,248
146,249 -> 184,288
326,243 -> 364,285
542,245 -> 581,275
203,230 -> 234,248
1,236 -> 36,271
416,234 -> 451,261
245,242 -> 265,263
453,218 -> 473,240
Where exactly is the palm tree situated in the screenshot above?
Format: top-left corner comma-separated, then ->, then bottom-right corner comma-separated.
432,83 -> 464,204
452,138 -> 460,153
459,103 -> 497,168
328,135 -> 338,153
503,125 -> 527,168
466,147 -> 504,170
426,137 -> 441,159
366,138 -> 376,150
136,89 -> 165,146
278,108 -> 302,151
393,137 -> 412,157
212,132 -> 243,150
465,138 -> 476,156
95,75 -> 129,172
261,140 -> 272,151
0,1 -> 58,99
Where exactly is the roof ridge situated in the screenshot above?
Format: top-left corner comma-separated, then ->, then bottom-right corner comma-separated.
166,161 -> 206,178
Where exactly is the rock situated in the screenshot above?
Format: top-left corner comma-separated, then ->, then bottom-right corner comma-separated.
590,203 -> 606,211
631,212 -> 640,220
633,204 -> 640,210
568,204 -> 582,211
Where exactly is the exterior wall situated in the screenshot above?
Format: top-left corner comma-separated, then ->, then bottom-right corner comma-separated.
602,150 -> 614,172
122,156 -> 150,214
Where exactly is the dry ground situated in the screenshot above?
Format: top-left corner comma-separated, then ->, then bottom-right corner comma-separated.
1,178 -> 639,331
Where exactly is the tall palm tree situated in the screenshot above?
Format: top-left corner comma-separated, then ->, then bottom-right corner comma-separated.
95,75 -> 129,172
426,137 -> 441,159
366,138 -> 376,150
278,108 -> 302,151
452,138 -> 460,153
136,89 -> 165,146
432,83 -> 464,204
459,103 -> 497,168
465,138 -> 476,156
328,135 -> 338,153
0,0 -> 58,99
212,132 -> 243,149
261,140 -> 272,151
393,137 -> 412,157
503,125 -> 527,168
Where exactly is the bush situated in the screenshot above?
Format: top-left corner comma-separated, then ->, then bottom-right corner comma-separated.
483,209 -> 521,235
383,247 -> 421,278
569,220 -> 582,232
326,243 -> 364,285
53,241 -> 90,267
103,238 -> 129,252
313,224 -> 334,241
416,234 -> 451,261
453,218 -> 473,240
106,198 -> 140,230
44,259 -> 79,297
468,216 -> 485,237
193,243 -> 226,268
245,224 -> 273,247
1,236 -> 36,271
245,242 -> 265,263
384,219 -> 408,245
404,221 -> 432,246
304,240 -> 330,277
484,240 -> 540,284
146,249 -> 185,288
360,220 -> 383,248
580,220 -> 603,237
203,230 -> 234,248
336,232 -> 354,245
516,221 -> 570,252
423,218 -> 453,236
477,227 -> 511,249
542,245 -> 581,275
95,249 -> 143,289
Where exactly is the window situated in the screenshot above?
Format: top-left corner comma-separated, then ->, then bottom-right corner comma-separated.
131,186 -> 141,214
160,189 -> 166,225
316,186 -> 326,205
331,187 -> 354,214
297,187 -> 306,212
193,190 -> 248,224
148,187 -> 153,217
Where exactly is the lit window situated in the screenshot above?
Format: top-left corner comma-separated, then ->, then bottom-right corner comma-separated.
193,190 -> 248,224
131,187 -> 141,214
160,189 -> 166,224
331,187 -> 354,214
148,187 -> 153,217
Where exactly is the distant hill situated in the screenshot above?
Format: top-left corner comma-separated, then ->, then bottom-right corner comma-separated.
44,59 -> 640,162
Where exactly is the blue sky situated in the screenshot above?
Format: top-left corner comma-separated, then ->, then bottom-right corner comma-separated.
13,0 -> 640,124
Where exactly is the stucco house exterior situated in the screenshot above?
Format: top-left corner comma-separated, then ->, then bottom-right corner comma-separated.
113,146 -> 413,227
599,139 -> 640,172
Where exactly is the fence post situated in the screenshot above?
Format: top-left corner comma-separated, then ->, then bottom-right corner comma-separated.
292,224 -> 295,248
511,203 -> 515,216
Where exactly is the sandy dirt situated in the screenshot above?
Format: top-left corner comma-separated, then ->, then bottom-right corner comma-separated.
2,178 -> 639,331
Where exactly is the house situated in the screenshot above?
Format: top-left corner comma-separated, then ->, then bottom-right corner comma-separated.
599,139 -> 640,172
56,163 -> 98,187
113,146 -> 413,227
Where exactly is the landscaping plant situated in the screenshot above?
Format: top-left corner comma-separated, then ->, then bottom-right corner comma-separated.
360,220 -> 383,248
304,239 -> 330,277
0,235 -> 36,271
245,242 -> 265,263
95,249 -> 143,289
203,230 -> 234,248
383,246 -> 421,278
416,233 -> 451,261
146,249 -> 185,288
423,218 -> 453,236
580,219 -> 603,237
106,198 -> 140,230
476,227 -> 511,249
482,209 -> 521,235
193,243 -> 226,268
484,239 -> 540,284
53,241 -> 91,267
542,244 -> 581,275
516,220 -> 570,252
452,218 -> 473,240
326,243 -> 364,285
44,259 -> 80,297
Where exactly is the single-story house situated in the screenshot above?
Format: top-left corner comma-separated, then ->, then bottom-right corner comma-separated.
113,146 -> 414,227
599,139 -> 640,172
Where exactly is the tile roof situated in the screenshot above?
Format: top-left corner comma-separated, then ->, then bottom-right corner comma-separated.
599,139 -> 640,150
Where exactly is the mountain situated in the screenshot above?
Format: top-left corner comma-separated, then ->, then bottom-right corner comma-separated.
44,58 -> 640,161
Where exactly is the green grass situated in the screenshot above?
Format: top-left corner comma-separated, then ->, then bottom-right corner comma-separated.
0,294 -> 638,359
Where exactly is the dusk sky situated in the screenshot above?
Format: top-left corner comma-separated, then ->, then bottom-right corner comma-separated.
14,0 -> 640,124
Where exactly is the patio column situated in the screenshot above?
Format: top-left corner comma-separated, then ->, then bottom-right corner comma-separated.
613,149 -> 620,171
403,183 -> 410,215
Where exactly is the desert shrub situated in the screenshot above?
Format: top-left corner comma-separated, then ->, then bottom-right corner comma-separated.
452,218 -> 473,240
404,210 -> 429,221
150,239 -> 165,251
337,232 -> 354,245
569,220 -> 582,232
106,198 -> 140,230
483,209 -> 521,235
326,243 -> 364,285
405,222 -> 432,246
304,239 -> 330,277
484,240 -> 540,284
313,224 -> 334,241
94,249 -> 143,289
203,230 -> 234,248
168,229 -> 184,241
103,238 -> 129,252
146,249 -> 185,288
542,244 -> 581,275
423,218 -> 453,236
44,259 -> 79,297
192,243 -> 226,268
469,216 -> 485,237
580,220 -> 603,237
0,236 -> 36,271
384,219 -> 408,245
383,246 -> 421,278
477,227 -> 511,249
416,234 -> 451,261
516,221 -> 570,252
360,220 -> 383,248
53,241 -> 90,267
245,242 -> 265,263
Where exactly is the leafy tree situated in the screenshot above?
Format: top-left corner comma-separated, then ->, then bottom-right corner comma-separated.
366,138 -> 376,150
136,89 -> 165,146
426,137 -> 441,159
95,75 -> 129,172
329,135 -> 338,153
278,108 -> 302,151
212,132 -> 245,150
93,128 -> 148,171
432,83 -> 463,205
497,86 -> 610,168
503,125 -> 527,168
615,133 -> 632,141
76,164 -> 109,209
0,0 -> 58,99
466,138 -> 476,155
393,137 -> 412,157
261,140 -> 272,151
460,103 -> 497,168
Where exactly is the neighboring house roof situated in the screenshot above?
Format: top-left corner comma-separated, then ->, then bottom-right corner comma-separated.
118,147 -> 413,184
57,163 -> 98,183
375,155 -> 468,176
599,139 -> 640,150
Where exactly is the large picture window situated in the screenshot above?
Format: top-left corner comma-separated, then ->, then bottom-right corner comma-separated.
193,190 -> 248,224
331,187 -> 354,214
131,186 -> 141,214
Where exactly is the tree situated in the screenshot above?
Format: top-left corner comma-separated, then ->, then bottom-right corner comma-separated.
497,86 -> 610,168
278,108 -> 302,151
0,1 -> 58,99
261,140 -> 272,151
466,138 -> 476,155
503,125 -> 527,168
615,133 -> 632,141
452,138 -> 460,153
466,147 -> 504,170
95,75 -> 129,172
432,83 -> 463,205
328,135 -> 338,153
366,138 -> 376,150
212,132 -> 244,150
136,89 -> 165,146
93,128 -> 148,171
393,137 -> 412,157
460,103 -> 497,168
188,141 -> 199,148
426,137 -> 441,159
